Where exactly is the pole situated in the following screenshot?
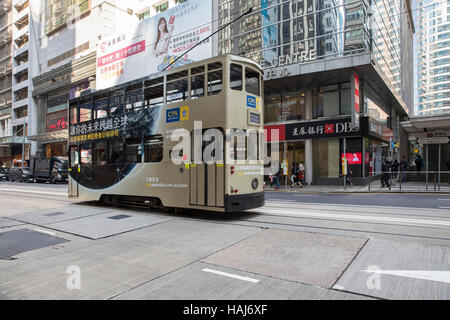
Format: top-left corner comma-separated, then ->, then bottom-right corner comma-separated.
438,143 -> 441,191
426,144 -> 428,191
21,119 -> 25,169
343,138 -> 346,190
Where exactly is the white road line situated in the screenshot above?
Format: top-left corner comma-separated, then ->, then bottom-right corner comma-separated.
294,194 -> 319,197
361,270 -> 450,284
257,207 -> 450,227
202,268 -> 259,283
33,228 -> 57,236
266,199 -> 296,202
0,188 -> 67,197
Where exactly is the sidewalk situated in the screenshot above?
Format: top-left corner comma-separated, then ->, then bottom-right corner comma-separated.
263,183 -> 450,193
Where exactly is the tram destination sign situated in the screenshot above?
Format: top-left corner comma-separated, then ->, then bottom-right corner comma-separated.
285,117 -> 360,140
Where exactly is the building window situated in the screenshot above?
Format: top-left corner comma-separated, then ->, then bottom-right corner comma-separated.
44,0 -> 91,35
155,2 -> 169,13
138,10 -> 150,20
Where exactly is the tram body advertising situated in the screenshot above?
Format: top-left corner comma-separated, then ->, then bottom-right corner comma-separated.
68,55 -> 265,212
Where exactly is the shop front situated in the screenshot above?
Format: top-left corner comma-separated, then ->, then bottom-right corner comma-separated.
265,116 -> 394,185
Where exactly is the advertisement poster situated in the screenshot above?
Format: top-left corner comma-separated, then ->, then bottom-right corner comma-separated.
97,0 -> 212,89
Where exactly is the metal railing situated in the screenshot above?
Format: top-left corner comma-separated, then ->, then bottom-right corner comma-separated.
368,171 -> 450,192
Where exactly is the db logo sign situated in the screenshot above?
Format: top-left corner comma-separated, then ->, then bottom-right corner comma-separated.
324,123 -> 335,134
100,42 -> 106,52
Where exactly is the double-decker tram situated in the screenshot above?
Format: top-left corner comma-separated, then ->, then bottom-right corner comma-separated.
68,54 -> 265,212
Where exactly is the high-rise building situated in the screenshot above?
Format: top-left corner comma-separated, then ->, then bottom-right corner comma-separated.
0,0 -> 13,166
417,0 -> 450,115
217,0 -> 415,184
29,0 -> 137,159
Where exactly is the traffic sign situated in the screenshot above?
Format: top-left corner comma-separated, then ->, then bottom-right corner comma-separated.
417,137 -> 449,144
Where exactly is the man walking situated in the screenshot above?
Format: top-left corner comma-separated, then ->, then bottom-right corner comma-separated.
381,157 -> 392,188
400,156 -> 408,182
415,155 -> 424,172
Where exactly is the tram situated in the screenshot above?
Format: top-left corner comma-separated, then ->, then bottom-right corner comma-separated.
68,54 -> 265,212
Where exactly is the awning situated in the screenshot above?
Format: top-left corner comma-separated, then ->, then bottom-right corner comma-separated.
27,130 -> 68,143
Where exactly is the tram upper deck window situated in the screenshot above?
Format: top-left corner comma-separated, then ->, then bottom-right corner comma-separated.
230,64 -> 243,91
191,66 -> 205,99
145,85 -> 164,107
166,72 -> 188,104
245,68 -> 260,96
110,93 -> 124,115
144,135 -> 163,163
207,62 -> 223,96
126,89 -> 144,112
79,101 -> 92,122
94,98 -> 108,119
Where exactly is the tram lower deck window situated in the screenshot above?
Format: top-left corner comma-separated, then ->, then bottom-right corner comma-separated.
125,138 -> 142,163
144,136 -> 163,162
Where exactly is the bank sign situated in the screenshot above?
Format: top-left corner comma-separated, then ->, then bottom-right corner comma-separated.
285,117 -> 360,140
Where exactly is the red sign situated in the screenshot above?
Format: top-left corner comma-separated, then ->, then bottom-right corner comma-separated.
341,153 -> 362,165
97,40 -> 146,67
48,117 -> 68,132
324,123 -> 335,134
264,124 -> 285,142
354,72 -> 360,112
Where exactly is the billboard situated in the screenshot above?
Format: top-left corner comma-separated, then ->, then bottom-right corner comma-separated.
97,0 -> 212,89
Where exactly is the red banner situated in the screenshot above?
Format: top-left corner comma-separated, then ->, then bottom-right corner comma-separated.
341,153 -> 362,165
97,40 -> 146,67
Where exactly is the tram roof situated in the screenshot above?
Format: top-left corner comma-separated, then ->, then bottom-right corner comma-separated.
69,54 -> 262,104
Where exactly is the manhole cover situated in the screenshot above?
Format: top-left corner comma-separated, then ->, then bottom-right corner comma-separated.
0,229 -> 68,260
44,212 -> 66,217
107,215 -> 131,220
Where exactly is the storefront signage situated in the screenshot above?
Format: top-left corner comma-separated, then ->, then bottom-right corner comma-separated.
264,124 -> 286,142
285,117 -> 360,140
264,49 -> 317,69
47,111 -> 69,132
341,153 -> 362,165
351,71 -> 360,130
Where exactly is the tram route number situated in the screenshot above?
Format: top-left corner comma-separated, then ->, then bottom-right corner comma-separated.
183,304 -> 268,318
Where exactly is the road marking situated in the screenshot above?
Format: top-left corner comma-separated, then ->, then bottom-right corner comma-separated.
0,188 -> 66,197
266,199 -> 296,202
258,207 -> 450,227
294,194 -> 319,197
333,285 -> 345,290
33,228 -> 57,236
361,269 -> 450,284
202,268 -> 259,283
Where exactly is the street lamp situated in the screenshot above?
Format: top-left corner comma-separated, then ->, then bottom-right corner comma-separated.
14,118 -> 27,168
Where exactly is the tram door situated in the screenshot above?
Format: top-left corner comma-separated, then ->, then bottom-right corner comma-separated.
189,130 -> 224,207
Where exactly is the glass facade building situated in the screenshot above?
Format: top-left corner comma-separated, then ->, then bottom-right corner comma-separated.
217,0 -> 413,184
417,0 -> 450,115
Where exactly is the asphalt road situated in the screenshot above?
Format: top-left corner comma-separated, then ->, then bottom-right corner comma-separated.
265,191 -> 450,210
0,181 -> 449,300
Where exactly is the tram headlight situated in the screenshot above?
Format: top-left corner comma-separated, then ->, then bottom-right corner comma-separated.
252,178 -> 258,190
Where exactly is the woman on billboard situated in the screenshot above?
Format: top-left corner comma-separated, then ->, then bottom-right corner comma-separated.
153,16 -> 175,58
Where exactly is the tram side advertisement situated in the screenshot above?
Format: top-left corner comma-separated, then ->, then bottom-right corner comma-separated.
96,0 -> 213,90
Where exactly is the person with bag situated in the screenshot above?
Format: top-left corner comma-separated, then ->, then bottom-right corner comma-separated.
298,162 -> 305,188
290,162 -> 298,188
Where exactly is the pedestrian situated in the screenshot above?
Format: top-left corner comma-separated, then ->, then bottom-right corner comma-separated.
346,168 -> 353,187
298,162 -> 305,188
400,156 -> 408,182
381,157 -> 392,188
290,162 -> 298,188
391,159 -> 399,179
415,155 -> 424,172
275,163 -> 281,190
